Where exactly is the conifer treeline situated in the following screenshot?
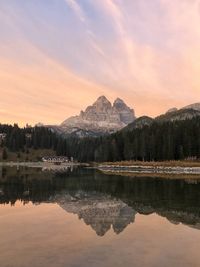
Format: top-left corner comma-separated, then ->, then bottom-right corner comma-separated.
1,117 -> 200,162
0,124 -> 64,155
65,117 -> 200,162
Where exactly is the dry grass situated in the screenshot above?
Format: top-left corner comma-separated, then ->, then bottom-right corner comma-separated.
101,170 -> 200,180
100,160 -> 200,168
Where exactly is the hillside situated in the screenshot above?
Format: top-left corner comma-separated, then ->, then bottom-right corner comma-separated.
63,115 -> 200,162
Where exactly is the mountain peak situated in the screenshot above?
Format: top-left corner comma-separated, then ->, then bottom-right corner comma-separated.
113,98 -> 128,109
93,95 -> 112,108
60,96 -> 136,137
92,95 -> 112,112
95,95 -> 110,102
114,98 -> 125,104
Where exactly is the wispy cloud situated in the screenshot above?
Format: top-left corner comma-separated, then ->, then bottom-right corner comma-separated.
0,0 -> 200,124
64,0 -> 86,22
0,40 -> 116,126
64,0 -> 107,59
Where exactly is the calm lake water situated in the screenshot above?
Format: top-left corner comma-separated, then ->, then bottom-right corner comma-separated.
1,167 -> 200,267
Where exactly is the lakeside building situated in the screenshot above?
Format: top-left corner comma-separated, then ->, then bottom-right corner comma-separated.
42,156 -> 73,163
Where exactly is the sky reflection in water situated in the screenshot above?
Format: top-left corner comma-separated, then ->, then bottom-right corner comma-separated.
0,167 -> 200,267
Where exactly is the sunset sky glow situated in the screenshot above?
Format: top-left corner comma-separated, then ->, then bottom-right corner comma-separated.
0,0 -> 200,126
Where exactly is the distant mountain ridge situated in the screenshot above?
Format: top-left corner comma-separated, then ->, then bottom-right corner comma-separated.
124,103 -> 200,132
44,99 -> 200,137
181,102 -> 200,111
156,103 -> 200,122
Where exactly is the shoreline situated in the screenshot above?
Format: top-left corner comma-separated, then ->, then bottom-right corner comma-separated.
98,161 -> 200,177
0,161 -> 86,170
2,160 -> 200,176
98,160 -> 200,168
98,165 -> 200,174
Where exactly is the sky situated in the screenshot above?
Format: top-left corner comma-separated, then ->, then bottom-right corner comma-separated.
0,0 -> 200,126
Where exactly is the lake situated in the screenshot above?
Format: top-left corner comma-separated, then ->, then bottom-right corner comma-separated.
1,166 -> 200,267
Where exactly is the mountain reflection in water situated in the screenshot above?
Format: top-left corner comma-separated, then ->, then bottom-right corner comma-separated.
0,166 -> 200,236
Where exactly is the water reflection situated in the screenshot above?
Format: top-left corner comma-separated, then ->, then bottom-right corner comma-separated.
1,166 -> 200,236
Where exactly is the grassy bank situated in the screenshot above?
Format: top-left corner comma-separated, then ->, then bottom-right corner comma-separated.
99,160 -> 200,168
101,170 -> 200,180
98,160 -> 200,179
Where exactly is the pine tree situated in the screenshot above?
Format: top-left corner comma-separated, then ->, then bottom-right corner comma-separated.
2,148 -> 8,160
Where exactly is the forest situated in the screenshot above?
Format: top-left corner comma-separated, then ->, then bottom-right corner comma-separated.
64,117 -> 200,162
1,117 -> 200,162
0,124 -> 62,159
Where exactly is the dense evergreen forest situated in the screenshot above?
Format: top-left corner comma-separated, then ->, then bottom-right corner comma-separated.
1,117 -> 200,162
64,117 -> 200,162
0,124 -> 67,158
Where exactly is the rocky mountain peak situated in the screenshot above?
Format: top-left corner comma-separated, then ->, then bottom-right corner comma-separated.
60,96 -> 136,137
114,97 -> 125,104
95,95 -> 110,104
92,95 -> 112,112
113,98 -> 127,109
113,98 -> 135,124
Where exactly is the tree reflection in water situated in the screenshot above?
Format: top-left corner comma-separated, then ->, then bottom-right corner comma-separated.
1,166 -> 200,236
